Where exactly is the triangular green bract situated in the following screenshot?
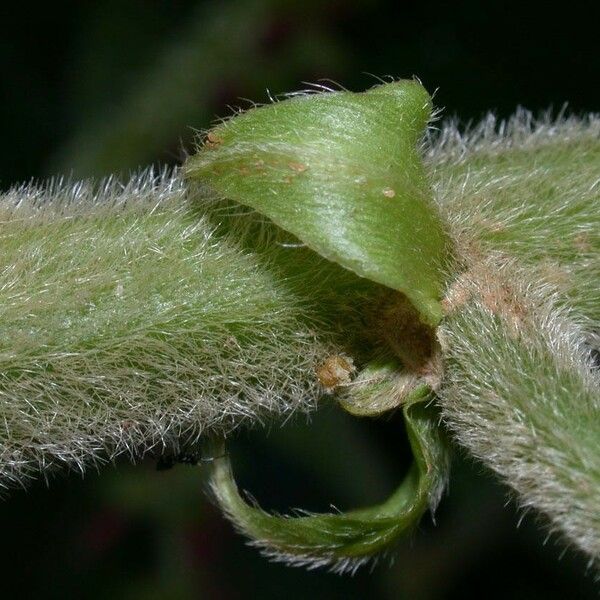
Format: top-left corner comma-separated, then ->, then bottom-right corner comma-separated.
186,80 -> 450,325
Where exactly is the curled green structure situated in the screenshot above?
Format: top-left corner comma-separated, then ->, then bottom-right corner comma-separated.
186,80 -> 454,570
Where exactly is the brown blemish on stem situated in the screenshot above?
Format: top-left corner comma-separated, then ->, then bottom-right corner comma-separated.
441,278 -> 473,315
442,260 -> 530,338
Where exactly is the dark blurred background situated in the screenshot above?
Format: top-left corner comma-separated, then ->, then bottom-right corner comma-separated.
1,1 -> 598,598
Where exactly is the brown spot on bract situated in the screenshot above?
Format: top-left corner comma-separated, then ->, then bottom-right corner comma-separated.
288,161 -> 307,173
382,187 -> 396,198
316,355 -> 356,392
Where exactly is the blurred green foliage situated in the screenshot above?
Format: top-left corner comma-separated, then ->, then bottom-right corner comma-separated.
0,0 -> 598,597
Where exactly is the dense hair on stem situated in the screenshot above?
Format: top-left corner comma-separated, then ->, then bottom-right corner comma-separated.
428,111 -> 600,563
0,168 -> 379,488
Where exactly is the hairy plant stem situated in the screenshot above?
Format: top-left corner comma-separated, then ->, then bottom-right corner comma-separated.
1,107 -> 598,568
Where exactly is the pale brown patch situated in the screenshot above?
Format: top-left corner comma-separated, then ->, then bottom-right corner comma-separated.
418,351 -> 444,391
205,131 -> 224,148
538,260 -> 570,288
469,209 -> 506,234
223,336 -> 239,350
316,355 -> 356,392
573,232 -> 592,253
442,274 -> 473,315
382,187 -> 396,198
478,218 -> 505,233
372,292 -> 439,375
